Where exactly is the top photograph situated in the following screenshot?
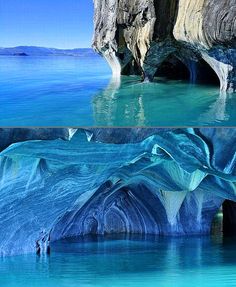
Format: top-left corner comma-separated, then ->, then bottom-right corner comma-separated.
0,0 -> 235,127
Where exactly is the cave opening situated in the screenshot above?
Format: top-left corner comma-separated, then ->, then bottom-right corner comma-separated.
121,58 -> 142,76
223,200 -> 236,237
210,200 -> 236,237
195,59 -> 220,86
153,56 -> 220,87
154,56 -> 190,81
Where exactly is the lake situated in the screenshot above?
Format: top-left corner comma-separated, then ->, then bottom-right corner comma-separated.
1,235 -> 236,287
0,55 -> 236,126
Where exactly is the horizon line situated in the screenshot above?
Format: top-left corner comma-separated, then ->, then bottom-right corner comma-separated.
0,45 -> 93,50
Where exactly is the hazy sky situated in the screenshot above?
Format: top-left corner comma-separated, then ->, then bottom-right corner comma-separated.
0,0 -> 94,48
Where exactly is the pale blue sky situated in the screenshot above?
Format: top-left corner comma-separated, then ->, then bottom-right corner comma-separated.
0,0 -> 94,48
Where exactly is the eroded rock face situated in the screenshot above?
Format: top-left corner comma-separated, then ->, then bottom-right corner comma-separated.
174,0 -> 236,92
0,128 -> 236,256
93,0 -> 236,92
0,128 -> 77,152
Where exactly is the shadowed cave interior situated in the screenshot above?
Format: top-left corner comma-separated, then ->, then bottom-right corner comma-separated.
154,56 -> 190,81
120,53 -> 220,86
152,56 -> 220,85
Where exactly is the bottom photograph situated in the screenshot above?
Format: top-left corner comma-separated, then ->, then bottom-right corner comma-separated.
0,127 -> 236,286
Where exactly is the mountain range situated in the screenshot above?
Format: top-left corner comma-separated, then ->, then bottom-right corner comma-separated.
0,46 -> 98,57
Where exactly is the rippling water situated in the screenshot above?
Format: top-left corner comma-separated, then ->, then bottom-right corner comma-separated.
0,235 -> 236,287
0,55 -> 236,126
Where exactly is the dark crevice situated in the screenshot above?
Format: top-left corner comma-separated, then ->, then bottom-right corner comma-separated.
121,58 -> 142,76
153,0 -> 178,40
195,59 -> 220,86
154,55 -> 190,80
223,200 -> 236,237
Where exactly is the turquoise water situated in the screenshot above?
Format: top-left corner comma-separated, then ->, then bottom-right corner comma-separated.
0,55 -> 236,126
1,235 -> 236,287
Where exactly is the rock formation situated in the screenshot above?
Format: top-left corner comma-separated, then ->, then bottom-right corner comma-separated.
93,0 -> 236,92
0,128 -> 236,256
0,128 -> 76,152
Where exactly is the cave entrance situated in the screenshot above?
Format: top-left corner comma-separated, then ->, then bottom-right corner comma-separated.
153,56 -> 220,86
222,200 -> 236,237
195,59 -> 220,86
121,58 -> 142,76
154,56 -> 190,81
211,200 -> 236,237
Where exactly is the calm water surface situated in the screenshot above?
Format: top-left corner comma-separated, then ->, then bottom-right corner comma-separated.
0,55 -> 236,126
0,235 -> 236,287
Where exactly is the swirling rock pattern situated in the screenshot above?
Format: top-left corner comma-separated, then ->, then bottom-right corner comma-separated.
93,0 -> 236,92
0,128 -> 235,256
0,128 -> 76,152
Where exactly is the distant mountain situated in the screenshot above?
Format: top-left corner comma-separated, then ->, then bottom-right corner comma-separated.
0,46 -> 98,57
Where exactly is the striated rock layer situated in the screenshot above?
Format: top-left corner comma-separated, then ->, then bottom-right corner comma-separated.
93,0 -> 236,92
0,128 -> 236,256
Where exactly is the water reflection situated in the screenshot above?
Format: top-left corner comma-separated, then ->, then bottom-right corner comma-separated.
93,76 -> 234,127
1,55 -> 235,126
198,91 -> 230,123
51,234 -> 228,272
1,235 -> 236,287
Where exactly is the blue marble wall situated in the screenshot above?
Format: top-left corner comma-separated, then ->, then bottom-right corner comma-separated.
0,128 -> 235,256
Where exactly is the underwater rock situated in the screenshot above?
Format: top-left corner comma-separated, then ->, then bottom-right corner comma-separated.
93,0 -> 236,92
0,128 -> 235,256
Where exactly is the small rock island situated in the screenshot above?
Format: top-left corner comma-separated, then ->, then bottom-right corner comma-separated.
13,52 -> 29,56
